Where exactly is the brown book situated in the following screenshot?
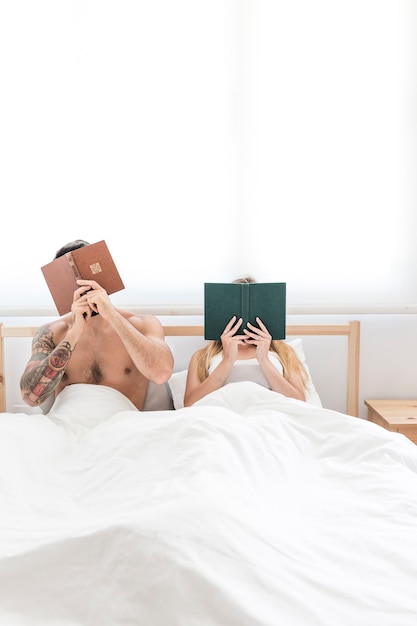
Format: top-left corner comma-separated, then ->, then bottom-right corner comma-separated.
41,240 -> 125,315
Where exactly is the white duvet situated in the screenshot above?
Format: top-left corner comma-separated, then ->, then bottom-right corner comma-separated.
1,382 -> 417,626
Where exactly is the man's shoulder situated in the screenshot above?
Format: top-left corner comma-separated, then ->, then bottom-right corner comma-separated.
117,309 -> 159,323
37,315 -> 71,335
117,309 -> 165,336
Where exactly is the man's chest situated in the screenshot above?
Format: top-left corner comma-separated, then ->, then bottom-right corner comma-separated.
65,335 -> 136,383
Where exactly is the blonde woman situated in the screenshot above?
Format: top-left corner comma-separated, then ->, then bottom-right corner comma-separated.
184,278 -> 308,407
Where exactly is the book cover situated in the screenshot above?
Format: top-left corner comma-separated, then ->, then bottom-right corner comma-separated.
204,282 -> 286,340
41,240 -> 125,315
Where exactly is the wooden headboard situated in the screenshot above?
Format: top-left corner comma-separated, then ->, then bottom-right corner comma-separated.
0,320 -> 360,416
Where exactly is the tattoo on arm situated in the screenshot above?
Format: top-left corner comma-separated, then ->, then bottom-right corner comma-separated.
50,344 -> 73,370
21,327 -> 73,405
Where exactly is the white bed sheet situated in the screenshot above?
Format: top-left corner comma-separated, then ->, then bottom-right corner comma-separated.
1,382 -> 417,626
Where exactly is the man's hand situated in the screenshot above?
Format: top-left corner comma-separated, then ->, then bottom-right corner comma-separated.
75,279 -> 115,320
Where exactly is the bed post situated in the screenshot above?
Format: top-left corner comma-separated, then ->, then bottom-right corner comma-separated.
0,324 -> 5,413
346,320 -> 360,417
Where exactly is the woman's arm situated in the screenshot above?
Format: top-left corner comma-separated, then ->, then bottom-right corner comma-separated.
256,357 -> 306,401
184,317 -> 243,406
246,318 -> 306,401
183,349 -> 235,407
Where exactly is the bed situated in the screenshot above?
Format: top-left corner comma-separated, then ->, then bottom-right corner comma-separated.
1,320 -> 417,626
1,320 -> 360,416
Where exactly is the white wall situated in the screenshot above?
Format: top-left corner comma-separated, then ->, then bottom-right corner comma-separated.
297,312 -> 417,418
2,312 -> 417,419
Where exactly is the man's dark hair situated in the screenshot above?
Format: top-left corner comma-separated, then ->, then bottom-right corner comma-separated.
54,240 -> 90,259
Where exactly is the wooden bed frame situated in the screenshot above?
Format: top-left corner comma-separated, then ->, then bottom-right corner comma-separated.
0,320 -> 360,416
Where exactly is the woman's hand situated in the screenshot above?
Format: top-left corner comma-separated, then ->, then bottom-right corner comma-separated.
221,316 -> 245,363
245,317 -> 272,362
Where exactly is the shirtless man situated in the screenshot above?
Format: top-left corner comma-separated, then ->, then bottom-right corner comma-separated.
20,242 -> 174,411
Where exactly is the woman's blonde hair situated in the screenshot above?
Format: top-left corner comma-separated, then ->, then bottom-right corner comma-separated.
196,276 -> 308,388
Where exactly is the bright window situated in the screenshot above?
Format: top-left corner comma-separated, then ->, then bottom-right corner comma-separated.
0,1 -> 415,313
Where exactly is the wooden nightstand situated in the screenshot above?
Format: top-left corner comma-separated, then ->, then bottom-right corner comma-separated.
364,399 -> 417,445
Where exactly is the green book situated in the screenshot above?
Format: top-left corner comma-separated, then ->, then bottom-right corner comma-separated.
204,282 -> 286,340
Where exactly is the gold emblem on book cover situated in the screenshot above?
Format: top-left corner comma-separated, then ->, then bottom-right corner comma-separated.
90,262 -> 102,275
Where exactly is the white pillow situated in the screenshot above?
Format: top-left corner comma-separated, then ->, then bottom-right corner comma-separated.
168,370 -> 188,410
286,338 -> 322,407
143,382 -> 174,411
168,339 -> 322,409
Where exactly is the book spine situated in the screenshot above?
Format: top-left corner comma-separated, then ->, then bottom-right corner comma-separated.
65,252 -> 81,281
241,283 -> 250,327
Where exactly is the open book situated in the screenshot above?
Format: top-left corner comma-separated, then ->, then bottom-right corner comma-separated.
41,240 -> 125,315
204,282 -> 286,340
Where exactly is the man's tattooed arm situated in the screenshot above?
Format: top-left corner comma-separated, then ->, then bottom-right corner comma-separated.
20,326 -> 73,407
